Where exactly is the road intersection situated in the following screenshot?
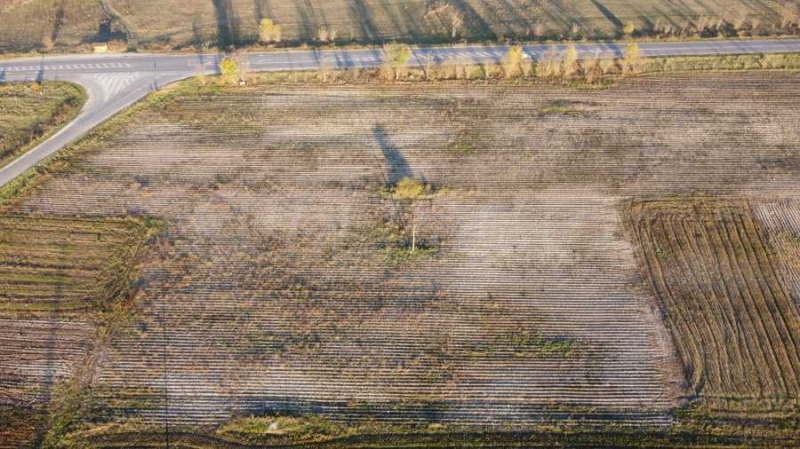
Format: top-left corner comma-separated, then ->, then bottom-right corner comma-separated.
1,38 -> 800,187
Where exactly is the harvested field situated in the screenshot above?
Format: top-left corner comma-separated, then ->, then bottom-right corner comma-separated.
0,82 -> 85,169
0,0 -> 106,53
1,0 -> 798,53
2,71 -> 800,445
627,200 -> 800,413
0,215 -> 156,448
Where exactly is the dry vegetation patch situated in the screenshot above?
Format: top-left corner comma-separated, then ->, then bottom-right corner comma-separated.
0,0 -> 106,53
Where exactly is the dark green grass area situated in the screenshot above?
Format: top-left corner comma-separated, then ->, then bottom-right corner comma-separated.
0,215 -> 158,314
57,413 -> 800,448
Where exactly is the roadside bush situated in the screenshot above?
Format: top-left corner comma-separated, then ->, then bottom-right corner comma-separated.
623,43 -> 643,75
381,43 -> 412,81
219,52 -> 250,86
219,57 -> 239,85
258,18 -> 282,44
535,47 -> 561,79
562,44 -> 580,77
502,45 -> 524,78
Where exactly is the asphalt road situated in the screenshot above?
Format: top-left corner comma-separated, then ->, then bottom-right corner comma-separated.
1,38 -> 800,188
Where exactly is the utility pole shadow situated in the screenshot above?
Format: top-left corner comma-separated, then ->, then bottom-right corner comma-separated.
31,275 -> 62,447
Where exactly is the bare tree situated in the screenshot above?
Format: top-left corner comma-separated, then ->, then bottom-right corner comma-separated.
318,56 -> 334,83
317,26 -> 337,43
390,177 -> 433,253
423,53 -> 437,81
535,46 -> 561,79
450,10 -> 464,39
584,52 -> 603,84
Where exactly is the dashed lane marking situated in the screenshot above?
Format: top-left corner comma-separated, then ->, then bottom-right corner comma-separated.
1,62 -> 132,72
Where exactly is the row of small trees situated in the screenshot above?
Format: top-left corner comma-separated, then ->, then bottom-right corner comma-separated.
215,43 -> 644,86
258,19 -> 336,45
507,43 -> 644,81
392,43 -> 644,82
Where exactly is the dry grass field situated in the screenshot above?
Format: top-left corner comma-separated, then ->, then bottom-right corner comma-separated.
0,0 -> 105,53
0,82 -> 85,169
1,0 -> 799,53
1,70 -> 800,446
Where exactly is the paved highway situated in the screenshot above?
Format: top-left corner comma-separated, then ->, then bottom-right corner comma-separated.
1,38 -> 800,187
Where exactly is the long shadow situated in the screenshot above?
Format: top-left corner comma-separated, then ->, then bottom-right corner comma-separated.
36,64 -> 45,85
254,0 -> 271,21
31,273 -> 62,446
375,0 -> 405,39
0,70 -> 5,83
496,0 -> 531,32
157,299 -> 171,446
349,0 -> 379,41
192,17 -> 208,76
50,1 -> 66,46
212,0 -> 239,49
590,0 -> 623,29
293,0 -> 315,42
452,1 -> 495,40
192,16 -> 204,48
373,125 -> 411,184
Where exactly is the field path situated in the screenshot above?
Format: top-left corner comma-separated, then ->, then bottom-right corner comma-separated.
1,38 -> 800,188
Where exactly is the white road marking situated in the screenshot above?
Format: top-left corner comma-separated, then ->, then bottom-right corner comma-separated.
93,72 -> 143,101
2,62 -> 133,72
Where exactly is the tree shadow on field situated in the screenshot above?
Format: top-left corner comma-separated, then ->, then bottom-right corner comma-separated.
293,0 -> 317,43
49,1 -> 66,46
192,16 -> 205,48
212,0 -> 240,49
590,0 -> 624,29
192,17 -> 213,76
348,0 -> 380,41
452,1 -> 496,40
254,0 -> 272,21
0,70 -> 5,83
374,125 -> 411,184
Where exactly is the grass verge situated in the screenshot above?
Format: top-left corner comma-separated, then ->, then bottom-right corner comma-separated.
59,412 -> 800,448
0,82 -> 86,170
